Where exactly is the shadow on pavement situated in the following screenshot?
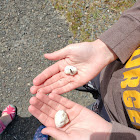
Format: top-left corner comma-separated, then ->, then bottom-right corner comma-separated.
1,113 -> 41,140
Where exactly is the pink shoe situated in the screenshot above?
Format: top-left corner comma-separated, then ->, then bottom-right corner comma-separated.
0,104 -> 16,134
0,120 -> 6,134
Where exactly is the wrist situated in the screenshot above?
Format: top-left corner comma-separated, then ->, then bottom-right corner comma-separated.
104,122 -> 112,140
91,39 -> 118,66
93,122 -> 112,140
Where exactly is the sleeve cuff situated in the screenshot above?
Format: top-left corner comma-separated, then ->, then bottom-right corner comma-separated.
109,121 -> 139,140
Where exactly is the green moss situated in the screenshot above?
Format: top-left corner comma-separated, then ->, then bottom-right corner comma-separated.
106,0 -> 136,12
50,0 -> 136,43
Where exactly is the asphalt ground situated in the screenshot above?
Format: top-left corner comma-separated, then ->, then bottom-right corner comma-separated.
0,1 -> 95,139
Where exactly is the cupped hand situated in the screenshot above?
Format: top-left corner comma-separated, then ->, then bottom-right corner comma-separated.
30,39 -> 117,95
28,93 -> 112,140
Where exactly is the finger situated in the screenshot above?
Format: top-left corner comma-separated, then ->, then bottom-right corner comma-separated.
28,105 -> 55,127
51,81 -> 78,95
43,71 -> 65,86
31,71 -> 70,94
44,46 -> 71,61
29,96 -> 56,118
36,92 -> 66,111
41,127 -> 68,140
49,93 -> 75,109
33,62 -> 60,86
37,76 -> 73,94
30,85 -> 45,94
29,96 -> 43,108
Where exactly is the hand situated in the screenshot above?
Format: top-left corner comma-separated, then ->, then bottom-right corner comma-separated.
30,39 -> 117,95
28,93 -> 112,140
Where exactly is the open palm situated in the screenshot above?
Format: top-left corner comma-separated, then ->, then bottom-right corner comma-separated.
28,93 -> 112,140
30,40 -> 116,95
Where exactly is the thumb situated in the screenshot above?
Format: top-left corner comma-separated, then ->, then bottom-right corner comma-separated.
44,46 -> 70,61
41,127 -> 68,140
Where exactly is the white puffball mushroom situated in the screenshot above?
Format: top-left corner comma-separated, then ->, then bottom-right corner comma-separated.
55,110 -> 69,128
64,65 -> 77,75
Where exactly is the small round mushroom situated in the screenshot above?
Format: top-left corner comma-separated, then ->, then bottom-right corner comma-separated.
64,65 -> 77,75
55,110 -> 69,128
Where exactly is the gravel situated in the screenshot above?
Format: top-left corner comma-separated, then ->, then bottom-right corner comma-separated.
0,0 -> 94,140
